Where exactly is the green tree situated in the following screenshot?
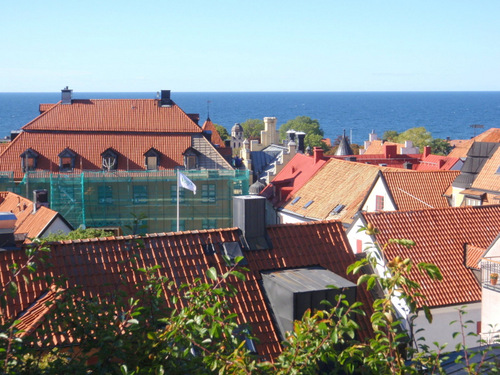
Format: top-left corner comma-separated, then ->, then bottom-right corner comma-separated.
241,119 -> 264,140
394,127 -> 433,151
429,138 -> 453,156
279,116 -> 329,151
213,123 -> 230,141
383,130 -> 399,142
43,227 -> 114,241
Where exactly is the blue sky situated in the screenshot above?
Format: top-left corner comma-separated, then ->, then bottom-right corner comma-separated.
2,1 -> 499,92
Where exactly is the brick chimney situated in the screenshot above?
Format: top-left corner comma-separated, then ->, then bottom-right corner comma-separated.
383,144 -> 397,158
313,147 -> 324,164
159,90 -> 172,107
423,146 -> 431,157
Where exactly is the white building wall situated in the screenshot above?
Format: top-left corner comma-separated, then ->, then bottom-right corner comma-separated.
40,217 -> 72,237
412,303 -> 481,351
347,217 -> 374,255
277,210 -> 315,224
363,178 -> 397,212
481,288 -> 500,343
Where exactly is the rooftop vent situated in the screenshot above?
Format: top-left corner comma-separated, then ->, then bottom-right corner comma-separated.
331,204 -> 345,215
261,267 -> 357,339
233,195 -> 272,251
33,189 -> 49,213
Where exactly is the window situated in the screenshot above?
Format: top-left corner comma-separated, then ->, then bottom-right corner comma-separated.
101,149 -> 118,171
202,219 -> 217,229
356,239 -> 363,254
202,184 -> 216,203
465,197 -> 482,206
183,147 -> 200,170
171,220 -> 185,232
303,200 -> 314,209
144,148 -> 160,170
375,195 -> 384,211
58,148 -> 76,172
133,185 -> 148,204
291,197 -> 301,205
170,185 -> 185,204
20,148 -> 39,172
98,185 -> 113,205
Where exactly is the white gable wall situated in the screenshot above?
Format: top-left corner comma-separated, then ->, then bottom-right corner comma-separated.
362,177 -> 397,212
480,235 -> 500,343
40,217 -> 72,238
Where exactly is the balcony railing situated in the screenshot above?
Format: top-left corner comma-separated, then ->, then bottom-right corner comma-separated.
481,257 -> 500,291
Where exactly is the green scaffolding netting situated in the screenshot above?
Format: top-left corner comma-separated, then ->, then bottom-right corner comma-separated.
0,169 -> 249,235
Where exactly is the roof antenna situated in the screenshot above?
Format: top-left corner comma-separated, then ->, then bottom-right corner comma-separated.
207,100 -> 211,121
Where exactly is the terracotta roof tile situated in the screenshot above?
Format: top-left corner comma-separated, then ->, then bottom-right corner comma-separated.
24,99 -> 201,133
261,153 -> 328,206
283,159 -> 404,224
361,205 -> 500,308
415,154 -> 461,171
381,170 -> 459,210
202,118 -> 226,148
0,221 -> 373,360
363,140 -> 405,154
465,245 -> 486,270
471,146 -> 500,193
0,192 -> 60,240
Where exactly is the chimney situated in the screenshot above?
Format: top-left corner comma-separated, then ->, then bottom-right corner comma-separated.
288,140 -> 296,156
383,144 -> 397,158
423,146 -> 431,157
403,161 -> 413,169
233,196 -> 272,250
0,212 -> 17,249
369,130 -> 378,142
287,130 -> 296,142
61,86 -> 72,105
187,113 -> 199,125
313,147 -> 324,164
33,189 -> 49,213
159,90 -> 172,107
10,130 -> 21,141
296,132 -> 306,153
438,159 -> 445,168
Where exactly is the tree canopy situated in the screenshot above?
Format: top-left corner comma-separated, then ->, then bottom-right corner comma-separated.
213,123 -> 230,141
43,227 -> 114,242
382,127 -> 452,156
279,116 -> 328,151
240,119 -> 264,140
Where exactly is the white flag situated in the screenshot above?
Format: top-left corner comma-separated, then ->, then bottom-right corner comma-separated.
178,172 -> 197,194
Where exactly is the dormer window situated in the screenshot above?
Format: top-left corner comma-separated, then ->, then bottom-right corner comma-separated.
20,148 -> 39,172
58,148 -> 76,172
101,149 -> 118,171
144,148 -> 161,171
183,147 -> 201,170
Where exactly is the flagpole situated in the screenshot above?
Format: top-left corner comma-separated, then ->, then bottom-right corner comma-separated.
177,170 -> 180,232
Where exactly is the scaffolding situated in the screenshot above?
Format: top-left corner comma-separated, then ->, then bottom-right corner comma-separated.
0,169 -> 249,234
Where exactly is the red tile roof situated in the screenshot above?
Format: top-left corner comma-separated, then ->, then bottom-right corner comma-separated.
381,170 -> 459,210
282,159 -> 404,224
0,192 -> 61,241
202,118 -> 226,148
471,146 -> 500,194
25,99 -> 201,133
448,128 -> 500,158
361,205 -> 500,309
261,153 -> 328,206
465,245 -> 486,270
415,154 -> 461,171
4,221 -> 373,360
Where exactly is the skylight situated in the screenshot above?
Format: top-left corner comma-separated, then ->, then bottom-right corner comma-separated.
331,204 -> 345,214
291,197 -> 301,205
303,200 -> 314,209
496,165 -> 500,175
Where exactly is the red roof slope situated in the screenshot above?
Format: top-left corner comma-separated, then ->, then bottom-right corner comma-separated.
415,154 -> 460,171
261,152 -> 328,206
381,170 -> 459,210
0,192 -> 61,240
2,221 -> 373,360
202,118 -> 226,148
361,205 -> 500,309
23,99 -> 201,133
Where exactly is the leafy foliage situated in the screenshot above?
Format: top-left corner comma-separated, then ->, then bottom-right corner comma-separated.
43,227 -> 115,241
241,119 -> 264,140
382,127 -> 452,155
213,123 -> 230,141
0,232 -> 499,373
279,116 -> 329,151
